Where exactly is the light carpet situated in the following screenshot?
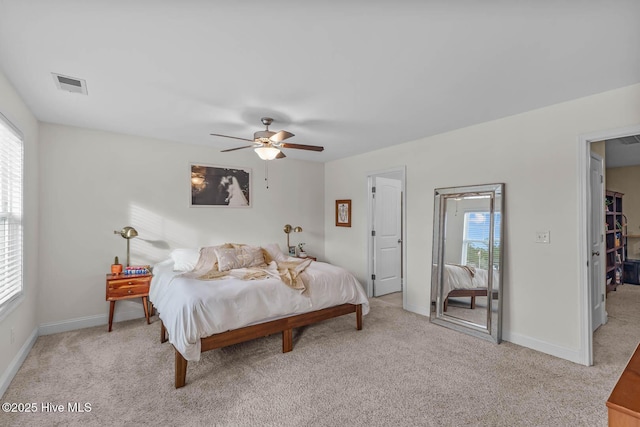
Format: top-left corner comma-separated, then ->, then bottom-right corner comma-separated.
2,285 -> 640,426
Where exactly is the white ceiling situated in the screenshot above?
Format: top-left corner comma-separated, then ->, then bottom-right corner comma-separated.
0,0 -> 639,163
605,135 -> 640,168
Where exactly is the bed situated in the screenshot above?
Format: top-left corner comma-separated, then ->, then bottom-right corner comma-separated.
149,244 -> 369,388
438,264 -> 499,311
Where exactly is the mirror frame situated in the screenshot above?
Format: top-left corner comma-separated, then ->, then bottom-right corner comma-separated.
430,183 -> 504,343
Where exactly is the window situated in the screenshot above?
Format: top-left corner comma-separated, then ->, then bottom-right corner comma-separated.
462,211 -> 501,270
0,113 -> 23,316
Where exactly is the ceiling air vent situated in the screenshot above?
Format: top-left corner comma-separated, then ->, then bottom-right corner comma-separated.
52,73 -> 88,95
617,135 -> 640,145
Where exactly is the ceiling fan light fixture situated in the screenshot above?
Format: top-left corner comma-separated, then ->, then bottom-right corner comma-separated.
255,146 -> 280,160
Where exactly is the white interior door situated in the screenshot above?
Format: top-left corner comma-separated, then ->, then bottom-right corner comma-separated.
590,151 -> 606,332
373,177 -> 402,296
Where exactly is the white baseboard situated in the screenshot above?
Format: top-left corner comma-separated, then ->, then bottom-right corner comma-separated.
39,301 -> 146,336
502,330 -> 584,365
0,327 -> 38,398
391,305 -> 584,365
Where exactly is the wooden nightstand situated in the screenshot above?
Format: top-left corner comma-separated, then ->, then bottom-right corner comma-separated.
106,273 -> 152,332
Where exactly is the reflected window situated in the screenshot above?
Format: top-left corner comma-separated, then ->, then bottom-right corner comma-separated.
462,212 -> 501,269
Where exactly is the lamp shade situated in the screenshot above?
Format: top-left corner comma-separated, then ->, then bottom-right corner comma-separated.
283,224 -> 302,248
114,226 -> 138,267
119,226 -> 138,239
255,146 -> 280,160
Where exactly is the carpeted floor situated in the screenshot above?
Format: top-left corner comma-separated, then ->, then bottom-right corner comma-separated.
2,285 -> 640,426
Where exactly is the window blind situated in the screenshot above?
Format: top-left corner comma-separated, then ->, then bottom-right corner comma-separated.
0,113 -> 23,310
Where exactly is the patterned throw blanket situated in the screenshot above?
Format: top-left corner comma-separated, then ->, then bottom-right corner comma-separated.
449,264 -> 476,278
178,249 -> 314,294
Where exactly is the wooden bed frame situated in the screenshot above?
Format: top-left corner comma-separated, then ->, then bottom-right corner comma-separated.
161,303 -> 363,388
444,288 -> 499,311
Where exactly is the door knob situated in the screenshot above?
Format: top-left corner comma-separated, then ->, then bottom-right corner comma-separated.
398,239 -> 403,244
592,251 -> 600,256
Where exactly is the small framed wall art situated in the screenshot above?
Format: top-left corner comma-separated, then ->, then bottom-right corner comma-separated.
335,199 -> 351,227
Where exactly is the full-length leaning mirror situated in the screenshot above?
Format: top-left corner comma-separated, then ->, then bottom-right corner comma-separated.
430,183 -> 504,343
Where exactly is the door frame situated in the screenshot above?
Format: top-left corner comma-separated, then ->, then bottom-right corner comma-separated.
589,151 -> 606,331
366,166 -> 407,306
579,124 -> 640,366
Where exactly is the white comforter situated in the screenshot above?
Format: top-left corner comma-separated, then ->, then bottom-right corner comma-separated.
150,259 -> 369,361
437,264 -> 500,296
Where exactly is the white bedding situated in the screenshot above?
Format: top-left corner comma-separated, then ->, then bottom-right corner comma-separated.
437,264 -> 499,296
150,259 -> 369,361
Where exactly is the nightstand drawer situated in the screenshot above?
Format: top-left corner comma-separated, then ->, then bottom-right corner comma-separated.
107,283 -> 149,299
108,276 -> 150,289
105,272 -> 153,331
106,275 -> 150,300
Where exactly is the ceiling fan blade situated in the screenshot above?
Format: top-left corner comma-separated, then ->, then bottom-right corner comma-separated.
275,151 -> 286,159
280,142 -> 324,152
269,130 -> 295,143
221,145 -> 254,152
210,133 -> 255,142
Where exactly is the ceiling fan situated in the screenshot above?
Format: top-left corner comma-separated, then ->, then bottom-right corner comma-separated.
211,117 -> 324,160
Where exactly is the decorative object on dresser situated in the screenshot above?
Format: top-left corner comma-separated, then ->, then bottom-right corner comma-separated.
113,226 -> 138,267
110,256 -> 123,274
336,199 -> 351,227
297,242 -> 307,258
606,342 -> 640,426
105,272 -> 152,332
605,191 -> 627,292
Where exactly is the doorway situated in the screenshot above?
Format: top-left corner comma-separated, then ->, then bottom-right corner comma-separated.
367,167 -> 406,308
580,124 -> 640,365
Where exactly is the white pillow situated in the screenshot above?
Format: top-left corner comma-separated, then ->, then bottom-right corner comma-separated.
170,248 -> 200,271
262,243 -> 288,263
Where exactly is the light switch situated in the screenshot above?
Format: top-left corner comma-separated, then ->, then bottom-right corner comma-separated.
535,231 -> 550,244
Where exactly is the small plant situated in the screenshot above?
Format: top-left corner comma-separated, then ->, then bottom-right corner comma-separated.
111,256 -> 123,274
297,243 -> 306,252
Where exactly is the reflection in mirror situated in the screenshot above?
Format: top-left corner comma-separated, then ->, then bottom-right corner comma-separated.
430,183 -> 504,343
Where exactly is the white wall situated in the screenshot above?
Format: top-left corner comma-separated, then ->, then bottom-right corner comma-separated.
0,70 -> 39,393
37,123 -> 324,328
325,83 -> 640,362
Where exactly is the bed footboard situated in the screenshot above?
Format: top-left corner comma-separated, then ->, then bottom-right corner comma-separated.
174,303 -> 362,388
444,288 -> 499,311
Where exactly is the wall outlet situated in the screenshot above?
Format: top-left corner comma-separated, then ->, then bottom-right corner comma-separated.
536,231 -> 550,244
10,327 -> 15,344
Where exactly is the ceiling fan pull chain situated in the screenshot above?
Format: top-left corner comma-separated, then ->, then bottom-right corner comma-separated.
265,161 -> 269,189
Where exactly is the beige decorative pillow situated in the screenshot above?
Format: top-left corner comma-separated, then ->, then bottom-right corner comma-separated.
193,243 -> 233,272
214,245 -> 266,272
